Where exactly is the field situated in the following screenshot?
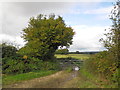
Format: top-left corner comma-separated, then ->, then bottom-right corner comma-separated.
55,54 -> 91,60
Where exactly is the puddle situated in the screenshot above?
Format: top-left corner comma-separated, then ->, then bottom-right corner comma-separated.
72,71 -> 78,78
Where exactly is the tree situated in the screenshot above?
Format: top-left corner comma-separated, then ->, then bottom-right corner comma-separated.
19,14 -> 74,60
99,2 -> 120,83
0,42 -> 18,58
100,1 -> 120,63
85,1 -> 120,84
76,51 -> 80,54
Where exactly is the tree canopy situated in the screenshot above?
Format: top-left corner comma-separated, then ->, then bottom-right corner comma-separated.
19,14 -> 75,60
0,43 -> 18,58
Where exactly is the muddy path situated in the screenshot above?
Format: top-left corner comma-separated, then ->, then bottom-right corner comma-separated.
3,71 -> 79,88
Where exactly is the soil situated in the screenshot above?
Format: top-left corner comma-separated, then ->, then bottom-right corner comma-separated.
3,71 -> 79,88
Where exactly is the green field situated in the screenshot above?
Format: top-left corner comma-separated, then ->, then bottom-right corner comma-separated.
55,54 -> 91,60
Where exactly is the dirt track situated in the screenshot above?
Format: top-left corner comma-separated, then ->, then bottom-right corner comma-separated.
3,70 -> 107,88
3,71 -> 79,88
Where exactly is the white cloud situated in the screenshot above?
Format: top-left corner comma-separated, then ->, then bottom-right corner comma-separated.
0,34 -> 26,48
69,25 -> 109,52
0,2 -> 112,52
0,25 -> 109,52
1,2 -> 74,36
0,3 -> 2,34
84,6 -> 113,14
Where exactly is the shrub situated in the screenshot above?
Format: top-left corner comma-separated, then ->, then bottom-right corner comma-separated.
85,51 -> 118,83
40,61 -> 60,71
2,58 -> 24,74
2,56 -> 60,74
0,43 -> 18,58
2,57 -> 43,74
22,57 -> 43,72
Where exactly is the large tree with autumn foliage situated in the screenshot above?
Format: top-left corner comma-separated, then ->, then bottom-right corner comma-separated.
19,14 -> 74,60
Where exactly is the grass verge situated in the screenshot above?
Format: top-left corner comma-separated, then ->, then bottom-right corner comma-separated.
3,70 -> 57,85
79,67 -> 118,88
61,67 -> 118,88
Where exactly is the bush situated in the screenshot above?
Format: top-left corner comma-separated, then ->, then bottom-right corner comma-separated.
0,43 -> 18,58
40,61 -> 60,71
2,57 -> 43,74
2,58 -> 23,74
85,51 -> 119,83
2,56 -> 60,74
23,57 -> 43,72
1,42 -> 60,74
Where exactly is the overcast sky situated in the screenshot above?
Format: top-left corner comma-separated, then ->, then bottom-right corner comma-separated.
0,0 -> 115,52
